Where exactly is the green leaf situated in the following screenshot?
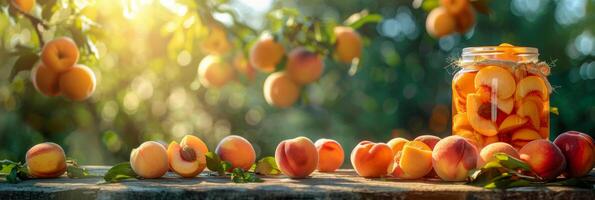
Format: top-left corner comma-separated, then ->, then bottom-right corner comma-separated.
231,168 -> 263,183
6,167 -> 21,183
66,165 -> 91,178
550,107 -> 559,115
344,12 -> 382,29
10,52 -> 39,81
494,153 -> 532,172
103,162 -> 137,183
205,152 -> 226,176
421,0 -> 440,12
254,156 -> 281,176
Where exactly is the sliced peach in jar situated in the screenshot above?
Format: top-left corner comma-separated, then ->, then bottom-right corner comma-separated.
516,76 -> 548,100
496,97 -> 514,115
452,112 -> 472,132
466,94 -> 497,136
499,114 -> 528,133
483,135 -> 499,147
511,128 -> 542,149
517,100 -> 541,129
539,127 -> 549,139
453,71 -> 477,100
474,66 -> 516,99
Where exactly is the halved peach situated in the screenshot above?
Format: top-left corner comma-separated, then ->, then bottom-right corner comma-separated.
516,76 -> 548,100
474,66 -> 516,99
391,141 -> 433,179
466,94 -> 497,136
511,128 -> 542,149
180,135 -> 209,155
387,137 -> 409,156
499,114 -> 528,133
167,141 -> 206,178
496,97 -> 514,115
517,100 -> 541,129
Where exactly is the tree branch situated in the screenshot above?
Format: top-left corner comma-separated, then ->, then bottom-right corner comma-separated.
8,0 -> 49,46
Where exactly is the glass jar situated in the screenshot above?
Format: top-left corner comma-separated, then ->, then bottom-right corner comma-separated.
451,44 -> 551,149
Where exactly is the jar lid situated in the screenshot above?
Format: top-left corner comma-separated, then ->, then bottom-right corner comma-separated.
462,46 -> 538,57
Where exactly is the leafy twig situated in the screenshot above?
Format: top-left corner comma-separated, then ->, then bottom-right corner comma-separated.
8,0 -> 49,46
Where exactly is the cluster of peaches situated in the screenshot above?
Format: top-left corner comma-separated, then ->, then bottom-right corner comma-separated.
31,37 -> 96,101
452,46 -> 550,149
252,26 -> 362,108
426,0 -> 476,38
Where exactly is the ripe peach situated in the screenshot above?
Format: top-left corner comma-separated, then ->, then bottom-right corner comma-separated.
130,141 -> 169,179
387,137 -> 409,156
263,72 -> 301,108
432,136 -> 478,181
440,0 -> 470,14
26,142 -> 66,178
333,26 -> 362,63
13,0 -> 35,13
249,36 -> 285,72
426,7 -> 456,38
31,63 -> 60,96
314,139 -> 344,172
453,3 -> 475,33
414,135 -> 441,149
511,128 -> 542,149
198,55 -> 235,88
454,129 -> 483,149
286,48 -> 324,85
519,139 -> 566,180
350,141 -> 393,178
41,37 -> 79,73
475,66 -> 516,99
167,135 -> 208,178
499,114 -> 528,133
58,64 -> 96,101
553,131 -> 595,178
215,135 -> 256,171
391,141 -> 433,179
276,137 -> 318,178
478,142 -> 520,167
200,24 -> 231,55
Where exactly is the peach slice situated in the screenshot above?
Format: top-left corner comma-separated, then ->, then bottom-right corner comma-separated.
498,114 -> 528,133
453,72 -> 476,101
483,135 -> 499,146
474,66 -> 516,99
516,100 -> 541,129
387,137 -> 409,156
466,94 -> 497,136
511,128 -> 542,149
391,141 -> 433,179
452,112 -> 471,132
516,76 -> 548,100
167,141 -> 206,178
496,97 -> 514,114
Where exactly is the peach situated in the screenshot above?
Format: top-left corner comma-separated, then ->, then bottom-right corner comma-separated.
516,76 -> 548,100
263,72 -> 301,108
314,139 -> 344,172
478,142 -> 520,167
432,136 -> 478,181
387,137 -> 409,156
58,64 -> 96,101
519,139 -> 566,180
466,94 -> 497,136
391,141 -> 433,179
215,135 -> 256,171
474,66 -> 516,99
334,26 -> 362,63
25,142 -> 67,178
414,135 -> 441,150
516,100 -> 541,129
200,24 -> 231,55
499,114 -> 528,133
453,4 -> 475,33
249,36 -> 285,72
13,0 -> 36,13
167,135 -> 208,178
232,53 -> 255,80
511,128 -> 542,149
276,137 -> 318,178
130,141 -> 169,179
198,55 -> 235,88
41,37 -> 79,73
483,135 -> 499,146
440,0 -> 469,14
497,97 -> 514,114
426,7 -> 456,38
286,48 -> 324,85
454,129 -> 483,149
553,131 -> 595,178
350,141 -> 393,178
31,63 -> 60,96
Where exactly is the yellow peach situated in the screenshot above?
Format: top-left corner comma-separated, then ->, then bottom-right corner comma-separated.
31,63 -> 60,97
26,142 -> 67,178
391,141 -> 433,179
334,26 -> 362,63
516,76 -> 548,100
263,72 -> 301,108
426,7 -> 456,38
314,139 -> 344,172
350,141 -> 393,178
41,37 -> 79,73
58,64 -> 96,101
198,55 -> 235,88
387,137 -> 409,156
130,141 -> 169,179
249,36 -> 285,72
215,135 -> 256,171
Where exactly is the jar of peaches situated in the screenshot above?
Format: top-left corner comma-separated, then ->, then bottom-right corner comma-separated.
451,44 -> 551,150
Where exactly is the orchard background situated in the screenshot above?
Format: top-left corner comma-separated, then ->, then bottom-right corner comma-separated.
0,0 -> 593,168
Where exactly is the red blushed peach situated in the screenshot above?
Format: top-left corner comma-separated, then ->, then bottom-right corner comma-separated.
477,142 -> 520,167
519,139 -> 566,180
26,142 -> 67,178
215,135 -> 256,171
285,47 -> 324,85
387,137 -> 409,156
276,137 -> 319,178
432,136 -> 478,181
314,139 -> 344,172
553,131 -> 595,178
350,141 -> 393,178
414,135 -> 441,150
130,141 -> 169,179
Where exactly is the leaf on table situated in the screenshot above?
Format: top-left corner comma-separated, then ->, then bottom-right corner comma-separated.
205,152 -> 228,176
103,162 -> 138,183
231,168 -> 263,183
254,156 -> 281,176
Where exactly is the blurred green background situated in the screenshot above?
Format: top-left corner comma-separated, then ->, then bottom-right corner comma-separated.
0,0 -> 593,166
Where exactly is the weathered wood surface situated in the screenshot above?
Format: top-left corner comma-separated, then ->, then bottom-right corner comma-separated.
0,166 -> 593,200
